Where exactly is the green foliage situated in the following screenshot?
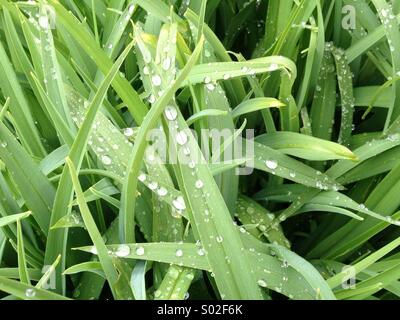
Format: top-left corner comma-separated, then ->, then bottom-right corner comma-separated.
0,0 -> 399,301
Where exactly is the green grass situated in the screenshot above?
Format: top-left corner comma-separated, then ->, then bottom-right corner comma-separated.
0,0 -> 400,300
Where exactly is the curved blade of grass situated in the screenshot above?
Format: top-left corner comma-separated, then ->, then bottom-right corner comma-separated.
296,204 -> 364,221
327,235 -> 400,289
155,266 -> 194,300
256,132 -> 357,161
0,40 -> 45,158
253,141 -> 343,191
0,211 -> 32,228
17,219 -> 30,285
48,0 -> 148,124
63,261 -> 105,278
332,46 -> 355,147
231,98 -> 284,119
371,0 -> 400,127
36,255 -> 61,289
66,158 -> 119,297
131,260 -> 147,300
44,40 -> 134,294
77,242 -> 319,299
119,35 -> 204,243
184,56 -> 296,86
269,244 -> 336,300
310,43 -> 337,142
186,109 -> 228,126
0,276 -> 70,300
38,3 -> 75,131
0,123 -> 55,234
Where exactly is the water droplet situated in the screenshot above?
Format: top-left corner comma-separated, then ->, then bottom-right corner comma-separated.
115,245 -> 130,257
123,128 -> 134,137
143,66 -> 150,75
176,131 -> 188,145
197,248 -> 205,256
148,181 -> 158,190
257,279 -> 268,288
165,106 -> 178,121
157,187 -> 168,197
138,173 -> 146,182
204,76 -> 212,84
206,83 -> 215,91
162,58 -> 171,70
152,75 -> 162,86
247,207 -> 255,214
25,288 -> 36,298
135,247 -> 145,256
173,196 -> 186,210
175,249 -> 183,257
128,4 -> 135,14
38,16 -> 49,29
195,180 -> 204,189
101,155 -> 112,166
265,159 -> 278,170
148,94 -> 156,104
216,236 -> 224,243
259,225 -> 267,232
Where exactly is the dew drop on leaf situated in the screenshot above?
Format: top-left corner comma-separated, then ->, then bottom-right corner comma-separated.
148,181 -> 158,190
173,196 -> 186,211
176,131 -> 188,145
138,173 -> 146,182
38,16 -> 49,29
265,159 -> 278,170
157,187 -> 168,197
257,279 -> 268,288
115,245 -> 130,257
195,180 -> 204,189
162,57 -> 171,71
152,75 -> 162,86
165,106 -> 178,121
25,288 -> 36,298
135,247 -> 145,256
206,83 -> 216,91
101,155 -> 112,166
123,128 -> 134,137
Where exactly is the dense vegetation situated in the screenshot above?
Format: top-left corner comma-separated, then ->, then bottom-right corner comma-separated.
0,0 -> 400,300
